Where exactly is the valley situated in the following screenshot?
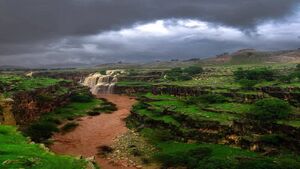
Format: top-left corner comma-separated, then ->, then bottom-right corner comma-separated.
0,58 -> 300,169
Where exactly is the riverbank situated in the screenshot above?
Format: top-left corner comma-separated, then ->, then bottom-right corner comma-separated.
50,94 -> 137,169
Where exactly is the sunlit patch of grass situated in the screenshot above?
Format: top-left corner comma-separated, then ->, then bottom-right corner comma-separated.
0,125 -> 87,169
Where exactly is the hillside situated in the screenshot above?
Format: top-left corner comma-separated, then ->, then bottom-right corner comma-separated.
205,49 -> 300,65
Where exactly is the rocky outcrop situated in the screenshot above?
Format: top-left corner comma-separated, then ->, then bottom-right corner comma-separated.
260,86 -> 300,106
115,83 -> 300,104
115,85 -> 266,103
33,71 -> 91,82
11,81 -> 82,125
0,97 -> 16,125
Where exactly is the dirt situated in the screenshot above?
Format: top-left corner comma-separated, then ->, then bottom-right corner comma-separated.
50,94 -> 137,169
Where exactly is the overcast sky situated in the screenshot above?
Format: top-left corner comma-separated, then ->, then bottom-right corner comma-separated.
0,0 -> 300,67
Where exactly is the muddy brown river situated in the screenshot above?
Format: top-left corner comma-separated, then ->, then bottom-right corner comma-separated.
50,94 -> 137,169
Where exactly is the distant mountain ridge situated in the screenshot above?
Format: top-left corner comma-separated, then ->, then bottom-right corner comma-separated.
205,48 -> 300,64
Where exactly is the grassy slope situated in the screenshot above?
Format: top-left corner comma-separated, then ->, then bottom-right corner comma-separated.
0,125 -> 87,169
139,93 -> 240,125
0,74 -> 65,96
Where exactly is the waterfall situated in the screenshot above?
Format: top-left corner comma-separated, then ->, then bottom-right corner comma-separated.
82,70 -> 123,95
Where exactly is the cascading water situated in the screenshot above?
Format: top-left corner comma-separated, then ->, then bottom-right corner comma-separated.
82,70 -> 123,95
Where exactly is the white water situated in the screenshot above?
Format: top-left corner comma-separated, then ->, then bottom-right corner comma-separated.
82,70 -> 124,95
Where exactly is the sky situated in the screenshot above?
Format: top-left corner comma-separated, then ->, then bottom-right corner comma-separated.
0,0 -> 300,67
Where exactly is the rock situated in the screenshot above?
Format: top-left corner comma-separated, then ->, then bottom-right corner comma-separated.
136,165 -> 143,169
86,156 -> 96,163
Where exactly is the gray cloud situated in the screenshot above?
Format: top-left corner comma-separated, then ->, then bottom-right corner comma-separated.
0,0 -> 299,67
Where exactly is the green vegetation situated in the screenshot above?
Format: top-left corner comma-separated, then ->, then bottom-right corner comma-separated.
188,93 -> 227,104
61,122 -> 79,133
0,125 -> 87,169
0,74 -> 65,96
127,89 -> 300,168
24,93 -> 104,143
139,128 -> 300,169
249,98 -> 292,121
164,66 -> 203,81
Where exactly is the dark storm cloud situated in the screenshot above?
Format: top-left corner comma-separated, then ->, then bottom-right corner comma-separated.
0,0 -> 299,66
0,0 -> 298,44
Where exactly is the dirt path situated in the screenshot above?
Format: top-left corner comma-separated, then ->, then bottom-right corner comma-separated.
50,94 -> 137,169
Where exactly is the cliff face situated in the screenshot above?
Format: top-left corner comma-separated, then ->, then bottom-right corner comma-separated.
261,86 -> 300,106
10,81 -> 79,125
115,84 -> 300,105
0,98 -> 16,125
33,71 -> 91,82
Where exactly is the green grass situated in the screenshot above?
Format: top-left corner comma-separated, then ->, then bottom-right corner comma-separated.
208,103 -> 253,114
144,93 -> 177,100
147,99 -> 238,125
0,74 -> 66,96
135,108 -> 180,127
277,120 -> 300,128
24,98 -> 103,142
116,81 -> 153,88
0,125 -> 87,169
157,142 -> 258,159
140,127 -> 300,169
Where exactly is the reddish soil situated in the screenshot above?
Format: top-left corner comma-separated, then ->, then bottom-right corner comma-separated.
50,94 -> 137,169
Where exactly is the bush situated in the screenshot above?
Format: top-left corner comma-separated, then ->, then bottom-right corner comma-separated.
70,93 -> 92,102
99,70 -> 106,75
61,122 -> 79,133
187,94 -> 227,105
237,158 -> 278,169
165,67 -> 193,81
183,66 -> 204,75
238,79 -> 258,90
249,98 -> 291,121
196,157 -> 235,169
87,111 -> 100,116
199,94 -> 227,104
155,147 -> 212,169
25,122 -> 59,142
37,94 -> 53,102
259,134 -> 285,146
296,64 -> 300,71
234,68 -> 275,81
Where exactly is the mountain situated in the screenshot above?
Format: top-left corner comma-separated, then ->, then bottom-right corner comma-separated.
205,49 -> 300,65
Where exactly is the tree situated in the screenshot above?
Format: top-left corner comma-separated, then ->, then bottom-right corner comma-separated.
238,79 -> 258,90
234,68 -> 275,81
296,64 -> 300,71
183,66 -> 204,76
165,68 -> 192,81
249,98 -> 291,122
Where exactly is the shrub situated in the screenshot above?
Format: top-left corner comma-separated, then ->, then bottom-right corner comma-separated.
196,157 -> 235,169
61,122 -> 79,133
234,68 -> 275,81
95,100 -> 117,113
237,158 -> 278,169
296,64 -> 300,71
87,111 -> 100,116
25,122 -> 59,142
249,98 -> 291,121
70,93 -> 92,102
183,66 -> 204,75
155,147 -> 212,169
259,134 -> 285,146
165,67 -> 193,81
199,94 -> 227,104
99,70 -> 106,75
37,94 -> 53,102
187,94 -> 227,105
97,145 -> 113,157
238,79 -> 258,90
